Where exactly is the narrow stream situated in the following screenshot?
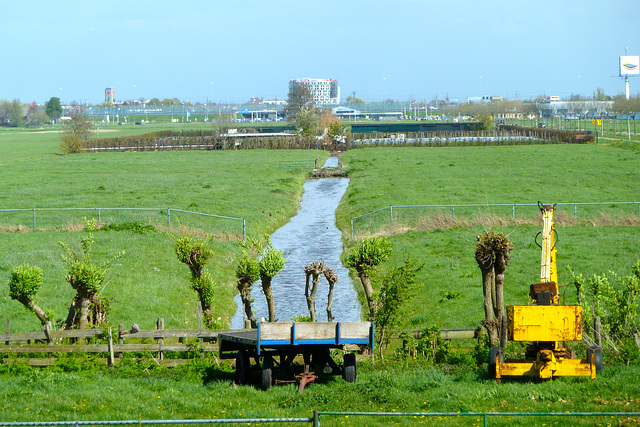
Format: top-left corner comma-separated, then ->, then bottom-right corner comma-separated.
231,158 -> 360,327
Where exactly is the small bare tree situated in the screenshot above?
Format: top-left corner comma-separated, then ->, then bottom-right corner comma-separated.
304,261 -> 325,322
60,105 -> 94,154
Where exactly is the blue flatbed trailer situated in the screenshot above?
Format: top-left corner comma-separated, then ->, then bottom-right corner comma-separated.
219,322 -> 374,390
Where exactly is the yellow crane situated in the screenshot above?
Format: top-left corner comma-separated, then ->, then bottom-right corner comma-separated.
490,202 -> 602,383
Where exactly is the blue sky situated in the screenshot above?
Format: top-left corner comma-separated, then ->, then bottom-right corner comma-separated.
1,0 -> 639,105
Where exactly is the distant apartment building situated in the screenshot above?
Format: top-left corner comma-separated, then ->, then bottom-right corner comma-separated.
289,78 -> 340,105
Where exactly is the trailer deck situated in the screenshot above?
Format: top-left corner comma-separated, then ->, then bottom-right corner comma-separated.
219,322 -> 374,391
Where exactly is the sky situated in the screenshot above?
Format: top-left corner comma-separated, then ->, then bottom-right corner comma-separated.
1,0 -> 639,105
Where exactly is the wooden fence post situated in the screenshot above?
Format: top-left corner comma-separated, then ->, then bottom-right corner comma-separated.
196,302 -> 204,358
118,324 -> 124,359
44,321 -> 52,344
5,318 -> 10,346
107,326 -> 115,366
156,317 -> 164,363
594,316 -> 602,347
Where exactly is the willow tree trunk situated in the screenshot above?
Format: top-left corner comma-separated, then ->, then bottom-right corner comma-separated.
305,262 -> 324,322
305,271 -> 320,322
62,297 -> 80,330
261,275 -> 276,322
17,297 -> 48,325
323,268 -> 338,322
77,294 -> 92,330
476,250 -> 499,346
237,280 -> 257,328
493,252 -> 507,325
357,269 -> 376,320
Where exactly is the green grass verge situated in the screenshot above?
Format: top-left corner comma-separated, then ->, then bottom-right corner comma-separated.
0,360 -> 638,425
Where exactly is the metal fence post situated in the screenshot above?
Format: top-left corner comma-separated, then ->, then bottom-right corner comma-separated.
350,218 -> 354,238
167,208 -> 171,228
243,218 -> 246,240
32,209 -> 36,232
574,204 -> 577,219
512,204 -> 515,220
451,206 -> 455,220
98,209 -> 101,224
390,206 -> 393,231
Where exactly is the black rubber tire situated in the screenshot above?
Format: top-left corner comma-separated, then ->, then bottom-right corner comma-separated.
343,353 -> 357,383
587,346 -> 603,373
235,350 -> 250,385
489,346 -> 503,378
261,355 -> 273,390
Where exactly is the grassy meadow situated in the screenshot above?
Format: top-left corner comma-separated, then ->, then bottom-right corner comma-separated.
0,124 -> 327,332
338,144 -> 640,330
1,124 -> 640,423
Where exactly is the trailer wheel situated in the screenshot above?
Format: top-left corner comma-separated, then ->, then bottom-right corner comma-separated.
261,355 -> 273,390
235,350 -> 250,386
343,353 -> 357,383
488,346 -> 503,378
587,346 -> 603,373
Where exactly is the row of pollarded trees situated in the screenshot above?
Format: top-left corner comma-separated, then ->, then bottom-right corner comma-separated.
9,226 -> 513,348
174,234 -> 422,347
8,232 -> 125,330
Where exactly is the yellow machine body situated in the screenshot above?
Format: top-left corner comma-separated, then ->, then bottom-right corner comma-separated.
493,203 -> 598,382
507,305 -> 582,342
497,350 -> 597,380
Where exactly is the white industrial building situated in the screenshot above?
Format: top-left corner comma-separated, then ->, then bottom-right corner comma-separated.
289,78 -> 340,105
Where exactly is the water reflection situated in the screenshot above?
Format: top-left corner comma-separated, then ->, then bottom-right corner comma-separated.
231,168 -> 360,327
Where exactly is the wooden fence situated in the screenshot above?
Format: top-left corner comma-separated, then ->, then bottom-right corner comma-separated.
1,316 -> 480,367
0,316 -> 235,367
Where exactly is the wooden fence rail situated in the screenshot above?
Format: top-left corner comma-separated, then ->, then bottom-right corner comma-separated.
1,317 -> 480,366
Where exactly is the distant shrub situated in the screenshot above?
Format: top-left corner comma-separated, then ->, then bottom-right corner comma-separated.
100,222 -> 155,234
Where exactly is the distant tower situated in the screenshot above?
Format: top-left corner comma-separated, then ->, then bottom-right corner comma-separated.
105,87 -> 115,104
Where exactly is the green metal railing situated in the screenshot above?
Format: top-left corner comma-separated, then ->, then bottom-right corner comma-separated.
0,207 -> 245,239
350,202 -> 640,237
1,411 -> 639,426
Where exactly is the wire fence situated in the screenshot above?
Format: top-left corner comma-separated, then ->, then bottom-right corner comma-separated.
2,411 -> 639,426
0,207 -> 245,239
350,202 -> 640,237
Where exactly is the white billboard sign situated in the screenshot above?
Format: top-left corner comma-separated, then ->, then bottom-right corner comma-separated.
620,56 -> 640,75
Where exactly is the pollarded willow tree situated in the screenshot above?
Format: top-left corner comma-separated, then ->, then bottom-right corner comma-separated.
304,260 -> 326,322
8,263 -> 49,325
174,236 -> 217,327
59,233 -> 124,330
323,267 -> 338,322
475,230 -> 514,346
234,236 -> 286,326
255,237 -> 285,323
235,246 -> 260,329
345,236 -> 392,320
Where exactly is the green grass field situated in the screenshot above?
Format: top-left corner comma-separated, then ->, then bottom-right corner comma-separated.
1,125 -> 639,423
